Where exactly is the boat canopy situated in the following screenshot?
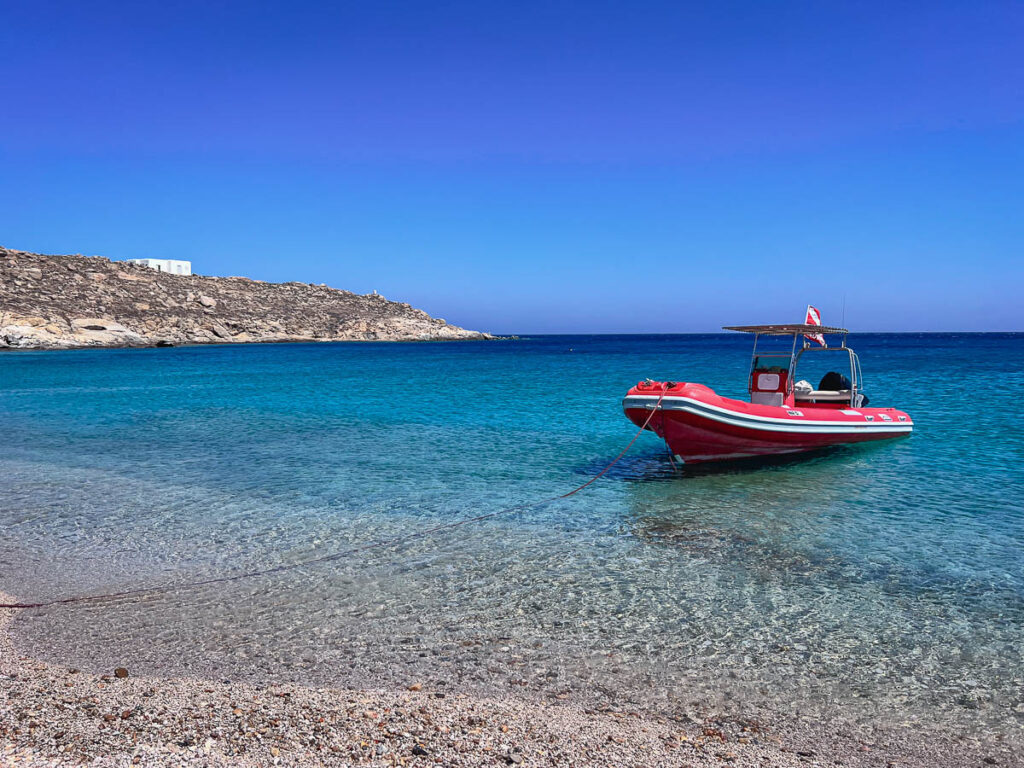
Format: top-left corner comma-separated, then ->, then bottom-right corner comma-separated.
722,323 -> 862,405
722,323 -> 848,335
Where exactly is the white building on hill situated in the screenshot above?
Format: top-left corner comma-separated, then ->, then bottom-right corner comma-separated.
122,258 -> 192,275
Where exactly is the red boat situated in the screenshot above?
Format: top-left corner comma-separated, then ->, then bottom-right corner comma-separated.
623,323 -> 913,464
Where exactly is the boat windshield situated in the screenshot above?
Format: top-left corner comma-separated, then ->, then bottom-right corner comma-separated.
752,354 -> 791,373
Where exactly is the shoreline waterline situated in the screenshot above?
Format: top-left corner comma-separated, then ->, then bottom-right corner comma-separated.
1,590 -> 1010,767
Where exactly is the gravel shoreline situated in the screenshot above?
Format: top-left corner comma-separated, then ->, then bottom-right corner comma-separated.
1,593 -> 1014,767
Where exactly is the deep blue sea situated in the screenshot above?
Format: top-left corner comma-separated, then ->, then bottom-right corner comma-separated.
1,334 -> 1022,747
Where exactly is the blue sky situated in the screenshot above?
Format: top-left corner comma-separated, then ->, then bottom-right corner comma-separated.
2,1 -> 1022,333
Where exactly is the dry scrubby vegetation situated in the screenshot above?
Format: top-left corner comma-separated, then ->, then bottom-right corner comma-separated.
0,246 -> 490,349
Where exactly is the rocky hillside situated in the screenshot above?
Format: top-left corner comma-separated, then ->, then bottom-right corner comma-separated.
0,247 -> 491,349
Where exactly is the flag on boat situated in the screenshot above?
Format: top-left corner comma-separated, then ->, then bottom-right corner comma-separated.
804,305 -> 826,346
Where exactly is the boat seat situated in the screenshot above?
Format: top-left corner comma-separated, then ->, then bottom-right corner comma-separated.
794,389 -> 851,402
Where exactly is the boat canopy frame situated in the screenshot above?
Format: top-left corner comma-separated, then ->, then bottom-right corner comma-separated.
723,324 -> 863,406
722,323 -> 849,337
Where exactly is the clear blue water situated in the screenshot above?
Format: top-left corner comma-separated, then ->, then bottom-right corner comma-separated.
1,335 -> 1022,747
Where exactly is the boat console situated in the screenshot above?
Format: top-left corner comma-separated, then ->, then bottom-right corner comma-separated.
750,368 -> 788,407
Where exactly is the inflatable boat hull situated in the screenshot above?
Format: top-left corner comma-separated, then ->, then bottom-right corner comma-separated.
623,382 -> 912,464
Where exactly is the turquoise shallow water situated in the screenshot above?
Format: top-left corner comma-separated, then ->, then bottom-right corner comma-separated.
1,334 -> 1022,746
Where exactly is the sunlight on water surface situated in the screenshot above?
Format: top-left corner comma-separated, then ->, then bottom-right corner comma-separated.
1,334 -> 1022,748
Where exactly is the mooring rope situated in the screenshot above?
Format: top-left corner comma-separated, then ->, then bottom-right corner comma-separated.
0,393 -> 666,611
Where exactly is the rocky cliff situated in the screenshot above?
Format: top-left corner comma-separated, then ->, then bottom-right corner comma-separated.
0,247 -> 492,349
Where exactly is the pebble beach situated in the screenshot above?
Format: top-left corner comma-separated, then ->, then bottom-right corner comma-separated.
0,591 -> 795,767
2,593 -> 1015,768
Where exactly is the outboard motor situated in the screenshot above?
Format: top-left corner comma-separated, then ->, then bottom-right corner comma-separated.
818,371 -> 869,406
818,371 -> 851,391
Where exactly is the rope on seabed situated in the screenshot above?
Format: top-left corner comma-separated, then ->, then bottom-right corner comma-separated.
0,393 -> 666,611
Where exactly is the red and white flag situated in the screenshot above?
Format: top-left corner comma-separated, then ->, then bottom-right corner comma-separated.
804,305 -> 826,346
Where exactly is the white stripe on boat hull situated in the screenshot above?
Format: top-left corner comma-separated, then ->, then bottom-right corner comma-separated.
622,395 -> 913,436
